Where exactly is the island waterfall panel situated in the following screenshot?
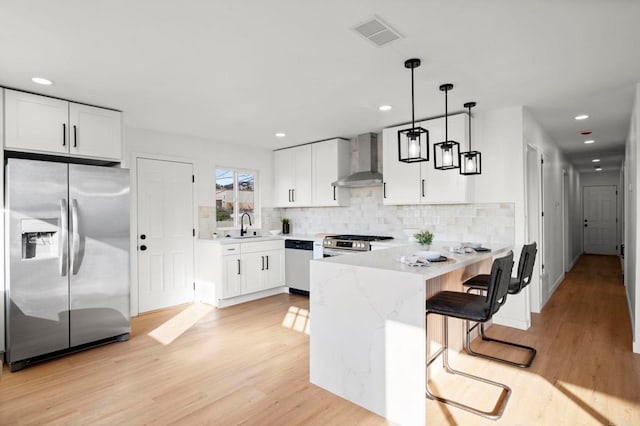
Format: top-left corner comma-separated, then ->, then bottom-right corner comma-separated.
310,245 -> 503,425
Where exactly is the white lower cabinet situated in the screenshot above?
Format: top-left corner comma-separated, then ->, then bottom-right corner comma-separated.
198,239 -> 285,307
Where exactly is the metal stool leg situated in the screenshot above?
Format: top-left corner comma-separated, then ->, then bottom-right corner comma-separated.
426,314 -> 512,420
464,289 -> 537,368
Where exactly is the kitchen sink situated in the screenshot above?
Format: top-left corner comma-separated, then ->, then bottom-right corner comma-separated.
229,235 -> 263,239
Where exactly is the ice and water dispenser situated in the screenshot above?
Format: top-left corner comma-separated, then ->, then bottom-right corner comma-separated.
21,218 -> 59,260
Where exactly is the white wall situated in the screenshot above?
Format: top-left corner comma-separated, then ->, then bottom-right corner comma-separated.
472,106 -> 529,329
123,126 -> 275,315
523,108 -> 579,310
624,83 -> 639,353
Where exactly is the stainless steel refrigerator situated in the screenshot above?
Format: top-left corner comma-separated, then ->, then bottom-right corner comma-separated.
5,158 -> 130,371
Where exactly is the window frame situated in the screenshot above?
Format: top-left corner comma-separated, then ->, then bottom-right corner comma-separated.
215,166 -> 260,231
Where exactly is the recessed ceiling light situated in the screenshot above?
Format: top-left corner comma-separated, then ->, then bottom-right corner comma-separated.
575,114 -> 589,120
584,140 -> 595,144
595,167 -> 602,171
379,105 -> 392,111
275,132 -> 286,138
32,77 -> 53,85
592,158 -> 600,163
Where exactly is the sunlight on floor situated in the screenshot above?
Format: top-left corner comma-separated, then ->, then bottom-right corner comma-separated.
282,306 -> 310,334
148,303 -> 214,345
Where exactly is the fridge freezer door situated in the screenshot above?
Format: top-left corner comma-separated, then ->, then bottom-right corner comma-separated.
68,164 -> 130,346
6,158 -> 70,362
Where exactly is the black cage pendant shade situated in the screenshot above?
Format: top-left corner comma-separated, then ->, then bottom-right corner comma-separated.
433,83 -> 460,170
459,102 -> 482,175
398,58 -> 429,163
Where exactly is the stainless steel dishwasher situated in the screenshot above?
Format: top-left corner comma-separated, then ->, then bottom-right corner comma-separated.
285,239 -> 314,295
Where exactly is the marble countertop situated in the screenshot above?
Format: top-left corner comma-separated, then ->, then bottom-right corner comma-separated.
312,242 -> 511,279
197,235 -> 283,244
197,232 -> 329,244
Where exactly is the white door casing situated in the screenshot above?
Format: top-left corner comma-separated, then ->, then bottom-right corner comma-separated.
525,144 -> 543,313
137,158 -> 194,313
583,185 -> 618,255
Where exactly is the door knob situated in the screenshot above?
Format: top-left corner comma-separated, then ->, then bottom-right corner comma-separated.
140,245 -> 147,251
140,234 -> 146,240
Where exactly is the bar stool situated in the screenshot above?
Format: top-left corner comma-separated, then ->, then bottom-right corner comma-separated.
425,251 -> 514,420
463,242 -> 538,368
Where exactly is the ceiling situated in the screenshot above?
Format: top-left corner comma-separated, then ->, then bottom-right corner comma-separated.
1,1 -> 639,174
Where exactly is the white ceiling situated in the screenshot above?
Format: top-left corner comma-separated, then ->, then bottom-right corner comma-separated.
1,1 -> 639,174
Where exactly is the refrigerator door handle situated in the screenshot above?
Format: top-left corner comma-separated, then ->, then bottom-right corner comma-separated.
59,199 -> 69,276
70,199 -> 81,275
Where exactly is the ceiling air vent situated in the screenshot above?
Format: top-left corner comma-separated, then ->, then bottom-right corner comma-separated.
353,16 -> 402,47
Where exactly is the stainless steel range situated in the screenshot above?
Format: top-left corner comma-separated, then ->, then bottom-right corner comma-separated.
323,234 -> 394,257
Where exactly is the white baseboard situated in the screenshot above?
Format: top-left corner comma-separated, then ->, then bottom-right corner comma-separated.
217,287 -> 289,308
569,254 -> 580,271
492,316 -> 531,331
634,340 -> 640,354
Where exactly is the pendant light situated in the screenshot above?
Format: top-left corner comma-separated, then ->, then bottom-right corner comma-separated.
459,102 -> 481,175
433,83 -> 460,170
398,58 -> 429,163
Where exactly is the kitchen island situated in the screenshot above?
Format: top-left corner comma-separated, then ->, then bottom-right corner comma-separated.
309,243 -> 510,425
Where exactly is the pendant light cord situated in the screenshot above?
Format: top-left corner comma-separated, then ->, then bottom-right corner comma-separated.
467,104 -> 472,151
445,88 -> 448,142
411,68 -> 415,127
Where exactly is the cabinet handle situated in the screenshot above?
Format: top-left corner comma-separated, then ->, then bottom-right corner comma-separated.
333,186 -> 336,201
421,179 -> 425,197
62,123 -> 66,146
288,189 -> 292,202
292,189 -> 295,202
237,259 -> 241,275
73,125 -> 77,147
261,256 -> 265,270
266,255 -> 269,270
383,182 -> 387,199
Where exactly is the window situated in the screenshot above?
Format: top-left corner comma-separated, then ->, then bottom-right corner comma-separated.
216,168 -> 258,229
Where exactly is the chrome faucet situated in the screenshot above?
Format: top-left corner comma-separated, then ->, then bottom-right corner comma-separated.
240,212 -> 252,236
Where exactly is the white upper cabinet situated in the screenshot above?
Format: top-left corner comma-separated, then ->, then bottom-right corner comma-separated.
382,113 -> 472,205
4,90 -> 69,154
382,122 -> 421,205
3,89 -> 122,161
312,138 -> 350,207
69,103 -> 122,160
274,144 -> 312,207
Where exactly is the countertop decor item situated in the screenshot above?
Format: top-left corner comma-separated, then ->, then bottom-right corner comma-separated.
460,101 -> 482,175
433,83 -> 460,170
398,58 -> 429,163
281,217 -> 290,235
414,230 -> 434,248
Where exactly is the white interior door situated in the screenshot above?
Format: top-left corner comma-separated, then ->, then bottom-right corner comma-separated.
583,185 -> 617,255
137,158 -> 194,313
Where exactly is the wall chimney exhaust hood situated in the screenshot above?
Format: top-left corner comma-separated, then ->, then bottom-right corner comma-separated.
332,133 -> 383,187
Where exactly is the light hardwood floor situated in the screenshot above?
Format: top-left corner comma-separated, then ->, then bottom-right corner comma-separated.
1,255 -> 639,425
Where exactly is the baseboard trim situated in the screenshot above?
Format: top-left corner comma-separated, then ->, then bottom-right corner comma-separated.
217,287 -> 289,308
569,254 -> 580,271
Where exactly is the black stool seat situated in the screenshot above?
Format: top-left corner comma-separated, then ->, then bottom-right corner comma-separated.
461,242 -> 538,369
426,291 -> 491,322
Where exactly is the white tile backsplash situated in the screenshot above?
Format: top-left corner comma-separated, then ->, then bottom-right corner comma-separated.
274,186 -> 514,246
201,187 -> 514,246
